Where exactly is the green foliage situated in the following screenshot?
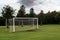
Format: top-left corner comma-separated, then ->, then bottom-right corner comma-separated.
25,14 -> 29,17
17,5 -> 25,17
2,5 -> 14,19
29,8 -> 36,17
38,10 -> 60,24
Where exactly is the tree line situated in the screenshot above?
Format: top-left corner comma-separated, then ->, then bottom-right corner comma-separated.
0,5 -> 60,28
16,5 -> 60,24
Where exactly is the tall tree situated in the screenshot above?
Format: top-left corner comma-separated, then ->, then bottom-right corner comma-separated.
2,5 -> 15,28
29,8 -> 35,17
17,5 -> 25,17
46,11 -> 51,24
50,11 -> 57,24
38,10 -> 44,25
17,5 -> 25,27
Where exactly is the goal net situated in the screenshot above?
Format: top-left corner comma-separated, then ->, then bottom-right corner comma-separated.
9,17 -> 38,32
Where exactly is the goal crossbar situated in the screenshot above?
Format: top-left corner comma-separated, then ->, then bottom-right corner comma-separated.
14,17 -> 38,19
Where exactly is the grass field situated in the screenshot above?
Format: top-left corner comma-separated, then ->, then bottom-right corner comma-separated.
0,24 -> 60,40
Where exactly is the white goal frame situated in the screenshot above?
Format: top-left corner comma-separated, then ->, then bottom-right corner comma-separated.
10,17 -> 38,32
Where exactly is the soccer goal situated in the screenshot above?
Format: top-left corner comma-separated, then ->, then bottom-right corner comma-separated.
9,17 -> 38,32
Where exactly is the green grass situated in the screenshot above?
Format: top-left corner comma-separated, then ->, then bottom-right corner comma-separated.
0,24 -> 60,40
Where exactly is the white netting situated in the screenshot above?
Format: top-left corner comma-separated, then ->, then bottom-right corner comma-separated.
9,17 -> 38,32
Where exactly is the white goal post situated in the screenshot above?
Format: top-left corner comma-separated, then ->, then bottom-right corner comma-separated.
9,17 -> 38,32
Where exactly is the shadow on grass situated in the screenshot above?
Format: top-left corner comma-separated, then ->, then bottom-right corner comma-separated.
15,29 -> 39,33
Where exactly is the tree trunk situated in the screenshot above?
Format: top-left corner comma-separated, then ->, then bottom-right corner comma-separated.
21,20 -> 23,27
6,19 -> 9,28
40,20 -> 43,25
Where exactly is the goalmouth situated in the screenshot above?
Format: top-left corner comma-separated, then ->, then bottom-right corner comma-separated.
9,17 -> 38,32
